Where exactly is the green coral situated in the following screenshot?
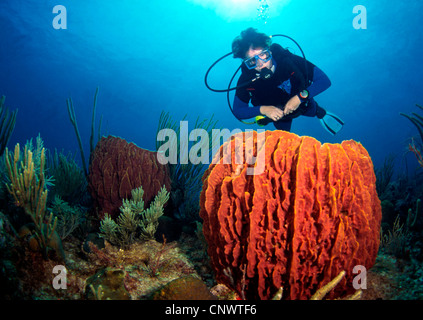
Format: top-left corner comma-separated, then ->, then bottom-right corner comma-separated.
400,104 -> 423,143
86,267 -> 130,300
401,104 -> 423,168
138,186 -> 170,240
99,185 -> 170,247
51,195 -> 85,240
23,134 -> 54,187
156,111 -> 218,222
4,142 -> 65,261
406,198 -> 421,228
66,87 -> 102,177
47,149 -> 87,205
381,199 -> 421,258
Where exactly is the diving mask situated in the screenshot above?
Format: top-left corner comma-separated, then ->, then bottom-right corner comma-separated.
244,49 -> 272,69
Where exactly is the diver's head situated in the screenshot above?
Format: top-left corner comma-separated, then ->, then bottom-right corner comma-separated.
232,28 -> 272,58
244,46 -> 273,72
232,28 -> 273,72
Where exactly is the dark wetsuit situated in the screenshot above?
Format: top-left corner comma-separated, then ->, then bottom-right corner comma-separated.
233,43 -> 331,131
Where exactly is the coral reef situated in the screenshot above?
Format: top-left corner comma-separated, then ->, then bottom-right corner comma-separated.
380,198 -> 421,257
409,138 -> 423,168
88,135 -> 171,220
51,195 -> 85,240
4,143 -> 65,262
401,104 -> 423,168
0,212 -> 21,299
47,149 -> 88,205
3,106 -> 423,302
156,111 -> 219,223
152,275 -> 216,300
99,185 -> 170,246
200,130 -> 382,300
85,267 -> 130,300
80,237 -> 207,299
66,87 -> 102,176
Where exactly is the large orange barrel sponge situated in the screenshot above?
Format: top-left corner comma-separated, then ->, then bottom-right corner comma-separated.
199,130 -> 381,300
88,136 -> 171,220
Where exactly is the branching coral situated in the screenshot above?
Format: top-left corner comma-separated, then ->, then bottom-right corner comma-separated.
99,185 -> 170,247
24,134 -> 54,186
51,195 -> 85,240
380,215 -> 409,257
138,186 -> 170,240
4,143 -> 65,261
408,137 -> 423,168
380,197 -> 420,258
400,104 -> 423,141
406,198 -> 421,228
156,111 -> 219,222
5,143 -> 49,220
47,149 -> 87,205
66,87 -> 102,177
400,104 -> 423,168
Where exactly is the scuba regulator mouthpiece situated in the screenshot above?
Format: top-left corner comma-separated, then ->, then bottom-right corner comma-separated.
252,67 -> 273,83
259,67 -> 273,79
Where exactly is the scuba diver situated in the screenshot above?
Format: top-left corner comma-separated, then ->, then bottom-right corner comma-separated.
205,27 -> 344,134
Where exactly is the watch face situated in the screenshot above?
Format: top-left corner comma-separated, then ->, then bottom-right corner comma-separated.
301,90 -> 308,98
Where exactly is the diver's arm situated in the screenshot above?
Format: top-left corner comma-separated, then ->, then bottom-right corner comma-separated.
233,96 -> 283,121
232,96 -> 262,119
282,95 -> 301,117
260,105 -> 284,121
283,68 -> 330,116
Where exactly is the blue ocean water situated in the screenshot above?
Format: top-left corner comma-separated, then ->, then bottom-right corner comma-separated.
1,0 -> 423,173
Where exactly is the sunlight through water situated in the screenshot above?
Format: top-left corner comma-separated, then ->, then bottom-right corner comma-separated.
187,0 -> 290,22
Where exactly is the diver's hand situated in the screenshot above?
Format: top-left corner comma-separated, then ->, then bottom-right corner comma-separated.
282,96 -> 301,117
260,105 -> 284,121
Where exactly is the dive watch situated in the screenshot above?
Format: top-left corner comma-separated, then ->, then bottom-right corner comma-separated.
299,89 -> 309,100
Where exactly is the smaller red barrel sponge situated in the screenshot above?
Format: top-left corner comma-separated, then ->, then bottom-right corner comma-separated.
88,136 -> 171,220
199,130 -> 381,300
